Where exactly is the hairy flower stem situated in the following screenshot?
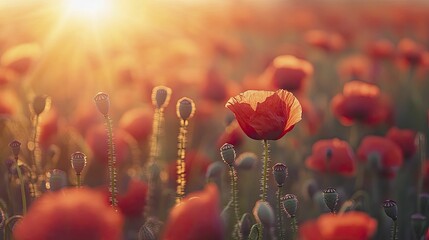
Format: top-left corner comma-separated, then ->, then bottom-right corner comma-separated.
76,174 -> 81,188
261,140 -> 270,201
229,166 -> 240,225
277,187 -> 284,240
291,216 -> 298,240
105,115 -> 118,208
14,157 -> 27,215
31,115 -> 40,173
392,220 -> 398,240
176,120 -> 188,203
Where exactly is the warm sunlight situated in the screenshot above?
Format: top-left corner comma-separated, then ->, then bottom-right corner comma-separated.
63,0 -> 113,20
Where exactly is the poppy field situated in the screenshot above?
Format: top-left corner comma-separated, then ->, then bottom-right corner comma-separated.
1,0 -> 429,239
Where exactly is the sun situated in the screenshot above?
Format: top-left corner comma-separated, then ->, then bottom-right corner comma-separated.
63,0 -> 113,20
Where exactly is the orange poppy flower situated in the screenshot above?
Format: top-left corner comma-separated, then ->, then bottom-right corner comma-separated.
299,211 -> 377,240
162,184 -> 224,240
331,81 -> 390,126
265,55 -> 313,92
13,188 -> 123,240
226,90 -> 302,140
305,138 -> 356,176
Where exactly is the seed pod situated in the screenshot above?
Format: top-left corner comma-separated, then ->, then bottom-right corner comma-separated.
70,152 -> 87,175
239,213 -> 252,239
176,97 -> 195,121
49,169 -> 67,191
252,200 -> 275,228
235,152 -> 257,170
33,95 -> 50,115
206,161 -> 224,180
94,92 -> 110,116
9,140 -> 21,159
282,194 -> 298,217
220,143 -> 236,166
272,163 -> 288,187
323,188 -> 339,213
151,86 -> 172,109
411,213 -> 427,239
382,200 -> 397,221
138,225 -> 155,240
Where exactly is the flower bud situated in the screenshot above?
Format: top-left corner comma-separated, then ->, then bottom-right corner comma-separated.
9,140 -> 21,159
94,92 -> 110,116
323,188 -> 339,213
303,179 -> 318,200
71,152 -> 87,175
411,213 -> 427,239
235,152 -> 257,170
382,200 -> 398,221
49,169 -> 67,191
176,97 -> 195,121
220,143 -> 236,166
206,161 -> 224,180
239,213 -> 252,239
252,201 -> 275,227
272,163 -> 288,187
33,95 -> 50,115
282,194 -> 298,217
151,86 -> 172,109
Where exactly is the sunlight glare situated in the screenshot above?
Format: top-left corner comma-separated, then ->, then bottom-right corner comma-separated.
64,0 -> 112,20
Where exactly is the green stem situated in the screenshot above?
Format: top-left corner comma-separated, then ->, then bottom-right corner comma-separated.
105,115 -> 117,208
392,220 -> 398,240
291,216 -> 298,240
31,115 -> 40,173
3,215 -> 23,240
15,159 -> 27,215
417,133 -> 425,213
230,166 -> 240,225
261,140 -> 270,201
76,174 -> 81,188
176,120 -> 188,203
277,187 -> 284,240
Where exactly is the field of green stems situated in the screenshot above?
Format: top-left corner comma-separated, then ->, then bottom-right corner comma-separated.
0,0 -> 429,239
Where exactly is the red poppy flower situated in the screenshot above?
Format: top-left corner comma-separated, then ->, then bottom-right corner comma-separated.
305,138 -> 356,176
366,39 -> 394,60
397,38 -> 424,67
226,89 -> 302,140
386,127 -> 417,159
264,55 -> 313,92
299,211 -> 377,240
117,179 -> 148,218
331,81 -> 390,126
337,55 -> 371,81
39,108 -> 59,149
118,107 -> 153,143
13,188 -> 123,240
304,30 -> 345,52
200,68 -> 228,103
162,184 -> 224,240
71,104 -> 100,136
216,121 -> 244,149
85,124 -> 129,165
300,97 -> 322,135
357,136 -> 403,178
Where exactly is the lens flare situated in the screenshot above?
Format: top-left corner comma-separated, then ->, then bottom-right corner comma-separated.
64,0 -> 112,20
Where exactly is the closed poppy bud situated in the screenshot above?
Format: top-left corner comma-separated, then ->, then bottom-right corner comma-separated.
206,162 -> 224,180
93,92 -> 110,116
151,86 -> 172,109
235,152 -> 257,170
71,152 -> 87,175
323,188 -> 339,213
48,169 -> 67,191
382,200 -> 397,221
33,95 -> 50,115
240,213 -> 252,239
272,163 -> 288,187
411,213 -> 427,239
9,140 -> 21,159
176,97 -> 195,121
420,193 -> 429,215
220,143 -> 236,166
253,200 -> 275,227
282,194 -> 298,217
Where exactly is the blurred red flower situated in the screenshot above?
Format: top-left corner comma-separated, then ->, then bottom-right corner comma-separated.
357,136 -> 403,178
118,107 -> 153,143
299,211 -> 377,240
200,68 -> 228,103
216,121 -> 244,149
71,104 -> 100,136
39,108 -> 59,149
304,30 -> 345,52
168,151 -> 212,186
14,188 -> 123,240
0,89 -> 19,118
300,97 -> 323,135
397,38 -> 424,67
331,81 -> 391,126
337,55 -> 371,81
0,67 -> 16,86
85,124 -> 129,165
264,55 -> 313,93
162,184 -> 224,240
0,43 -> 41,76
305,138 -> 356,176
226,89 -> 302,140
117,179 -> 148,218
366,39 -> 394,60
386,127 -> 417,159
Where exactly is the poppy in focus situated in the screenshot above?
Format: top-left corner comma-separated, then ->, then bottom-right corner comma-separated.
226,89 -> 302,140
